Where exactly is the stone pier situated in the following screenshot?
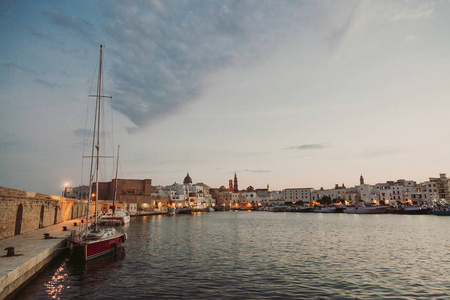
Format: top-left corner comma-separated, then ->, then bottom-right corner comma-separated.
0,218 -> 84,299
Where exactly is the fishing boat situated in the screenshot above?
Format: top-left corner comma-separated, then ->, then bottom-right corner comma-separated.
291,206 -> 314,212
344,203 -> 389,214
205,206 -> 215,212
176,206 -> 193,214
392,205 -> 432,215
167,206 -> 176,216
70,45 -> 126,260
432,207 -> 450,216
313,206 -> 336,213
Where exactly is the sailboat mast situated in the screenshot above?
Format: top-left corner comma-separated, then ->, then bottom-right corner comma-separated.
113,145 -> 120,214
94,44 -> 103,229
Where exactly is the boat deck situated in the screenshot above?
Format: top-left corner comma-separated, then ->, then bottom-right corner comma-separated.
0,218 -> 85,299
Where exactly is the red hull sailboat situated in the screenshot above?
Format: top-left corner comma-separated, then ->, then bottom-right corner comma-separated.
70,45 -> 126,260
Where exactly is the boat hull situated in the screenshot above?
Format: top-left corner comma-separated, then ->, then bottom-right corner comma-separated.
344,206 -> 388,214
432,210 -> 450,216
392,208 -> 432,215
313,207 -> 336,213
177,206 -> 193,214
73,232 -> 126,261
291,207 -> 314,213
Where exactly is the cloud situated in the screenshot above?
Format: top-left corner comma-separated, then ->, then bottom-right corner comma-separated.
328,1 -> 367,54
1,62 -> 39,76
243,169 -> 271,174
287,144 -> 327,151
24,24 -> 53,42
44,8 -> 96,44
388,2 -> 434,21
0,134 -> 30,152
34,78 -> 59,88
99,1 -> 308,131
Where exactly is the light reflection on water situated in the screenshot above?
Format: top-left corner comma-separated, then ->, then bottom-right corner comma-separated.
15,212 -> 450,299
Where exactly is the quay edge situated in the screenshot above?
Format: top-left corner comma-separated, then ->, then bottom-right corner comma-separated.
0,218 -> 84,299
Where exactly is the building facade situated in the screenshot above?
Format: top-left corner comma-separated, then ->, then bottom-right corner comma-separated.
282,188 -> 314,203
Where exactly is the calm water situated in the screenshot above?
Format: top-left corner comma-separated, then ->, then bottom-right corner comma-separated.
15,212 -> 450,299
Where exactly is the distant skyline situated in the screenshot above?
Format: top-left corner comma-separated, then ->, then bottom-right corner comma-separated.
1,1 -> 450,196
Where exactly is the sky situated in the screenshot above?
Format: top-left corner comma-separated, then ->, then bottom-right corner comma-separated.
1,0 -> 450,196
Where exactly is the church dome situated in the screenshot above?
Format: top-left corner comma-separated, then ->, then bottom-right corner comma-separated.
183,172 -> 192,184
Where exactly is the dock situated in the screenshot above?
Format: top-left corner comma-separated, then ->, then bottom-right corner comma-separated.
0,218 -> 84,299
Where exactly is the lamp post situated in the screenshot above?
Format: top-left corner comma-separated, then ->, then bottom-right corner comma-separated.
62,182 -> 69,197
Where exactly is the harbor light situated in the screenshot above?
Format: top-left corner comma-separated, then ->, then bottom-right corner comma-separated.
62,182 -> 69,197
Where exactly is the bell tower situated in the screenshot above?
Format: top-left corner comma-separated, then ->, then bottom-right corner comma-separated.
234,173 -> 238,192
360,174 -> 364,185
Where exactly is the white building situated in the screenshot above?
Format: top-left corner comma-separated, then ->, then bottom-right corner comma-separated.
242,191 -> 263,206
311,184 -> 348,203
268,191 -> 283,205
162,174 -> 214,209
282,188 -> 313,203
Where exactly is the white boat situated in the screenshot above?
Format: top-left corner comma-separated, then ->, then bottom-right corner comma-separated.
100,207 -> 131,225
313,206 -> 336,213
70,45 -> 126,261
99,146 -> 130,225
167,207 -> 176,216
344,203 -> 388,214
205,206 -> 215,212
269,205 -> 288,212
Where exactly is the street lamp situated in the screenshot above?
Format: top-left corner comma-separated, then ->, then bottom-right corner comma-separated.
62,182 -> 69,197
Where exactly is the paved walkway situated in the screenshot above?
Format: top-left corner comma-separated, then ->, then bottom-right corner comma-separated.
0,218 -> 85,299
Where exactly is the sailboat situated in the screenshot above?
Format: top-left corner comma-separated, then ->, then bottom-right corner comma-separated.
70,45 -> 126,260
99,145 -> 131,225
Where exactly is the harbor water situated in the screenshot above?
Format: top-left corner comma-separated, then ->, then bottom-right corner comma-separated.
15,212 -> 450,299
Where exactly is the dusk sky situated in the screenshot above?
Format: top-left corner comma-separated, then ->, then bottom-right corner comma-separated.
1,0 -> 450,196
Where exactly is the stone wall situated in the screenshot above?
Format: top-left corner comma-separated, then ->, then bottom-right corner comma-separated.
0,186 -> 90,240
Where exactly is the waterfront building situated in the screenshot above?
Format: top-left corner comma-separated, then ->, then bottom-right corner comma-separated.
424,173 -> 450,202
311,184 -> 349,204
282,188 -> 313,203
70,185 -> 90,200
163,173 -> 214,209
87,179 -> 161,213
269,191 -> 283,205
371,180 -> 416,205
216,191 -> 243,209
242,191 -> 263,208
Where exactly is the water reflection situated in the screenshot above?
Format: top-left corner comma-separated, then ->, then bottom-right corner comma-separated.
44,265 -> 67,299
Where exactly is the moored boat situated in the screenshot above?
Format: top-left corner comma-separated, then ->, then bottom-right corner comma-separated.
71,227 -> 126,260
313,206 -> 336,213
69,45 -> 126,261
205,206 -> 215,212
392,206 -> 432,215
167,207 -> 176,216
177,206 -> 193,214
291,206 -> 314,212
99,146 -> 131,225
344,203 -> 389,214
432,207 -> 450,216
99,207 -> 131,225
269,205 -> 288,212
